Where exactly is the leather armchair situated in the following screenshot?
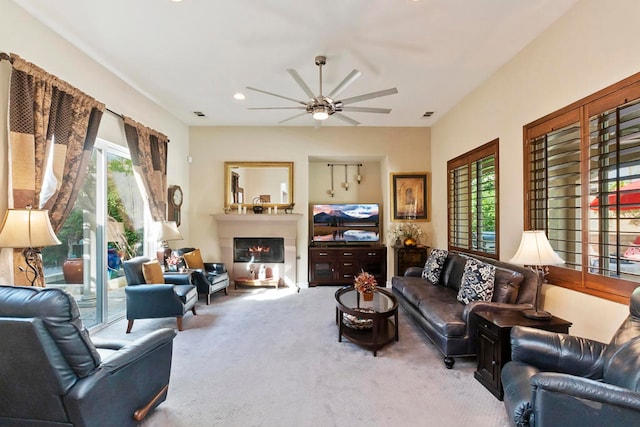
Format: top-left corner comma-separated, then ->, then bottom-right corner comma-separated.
0,285 -> 176,427
123,256 -> 198,333
501,286 -> 640,427
177,247 -> 230,304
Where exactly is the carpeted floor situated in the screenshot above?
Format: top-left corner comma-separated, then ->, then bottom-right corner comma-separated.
94,286 -> 511,427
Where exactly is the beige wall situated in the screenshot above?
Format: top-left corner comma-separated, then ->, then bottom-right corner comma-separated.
431,0 -> 640,341
0,0 -> 190,282
188,126 -> 430,286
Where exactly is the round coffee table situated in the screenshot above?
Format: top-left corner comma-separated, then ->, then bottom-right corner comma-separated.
335,286 -> 399,356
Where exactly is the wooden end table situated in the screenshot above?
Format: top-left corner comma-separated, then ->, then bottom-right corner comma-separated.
473,310 -> 572,400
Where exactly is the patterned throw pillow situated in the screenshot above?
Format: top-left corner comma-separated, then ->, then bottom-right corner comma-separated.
421,248 -> 449,284
457,258 -> 496,304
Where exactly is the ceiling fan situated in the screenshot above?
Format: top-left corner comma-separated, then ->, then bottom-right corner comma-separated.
246,55 -> 398,126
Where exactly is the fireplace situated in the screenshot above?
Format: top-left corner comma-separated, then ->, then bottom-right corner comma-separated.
234,238 -> 284,263
213,214 -> 302,287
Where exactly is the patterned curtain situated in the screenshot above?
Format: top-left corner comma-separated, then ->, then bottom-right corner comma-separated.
123,116 -> 168,221
7,54 -> 105,286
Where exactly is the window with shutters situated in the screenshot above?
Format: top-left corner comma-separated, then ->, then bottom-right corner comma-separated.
524,72 -> 640,302
448,139 -> 499,259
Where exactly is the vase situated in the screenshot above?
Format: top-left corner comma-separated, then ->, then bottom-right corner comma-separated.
403,237 -> 417,247
361,290 -> 374,301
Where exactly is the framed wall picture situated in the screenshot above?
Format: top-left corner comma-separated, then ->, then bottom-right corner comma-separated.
391,172 -> 429,221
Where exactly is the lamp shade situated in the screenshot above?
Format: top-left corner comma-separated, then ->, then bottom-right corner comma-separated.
0,208 -> 61,248
157,221 -> 183,241
509,230 -> 564,267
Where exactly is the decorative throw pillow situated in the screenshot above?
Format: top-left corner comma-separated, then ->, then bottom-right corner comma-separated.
457,258 -> 495,304
421,249 -> 449,284
142,260 -> 165,284
183,248 -> 205,270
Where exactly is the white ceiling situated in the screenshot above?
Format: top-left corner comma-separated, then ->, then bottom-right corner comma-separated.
12,0 -> 578,127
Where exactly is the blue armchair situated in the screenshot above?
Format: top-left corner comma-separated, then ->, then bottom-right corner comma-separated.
0,285 -> 176,426
123,256 -> 198,333
178,247 -> 230,304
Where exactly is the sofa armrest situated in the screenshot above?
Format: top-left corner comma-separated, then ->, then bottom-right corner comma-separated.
124,284 -> 185,317
462,300 -> 532,321
404,266 -> 423,277
162,273 -> 192,285
204,262 -> 226,273
510,326 -> 608,378
98,328 -> 177,374
531,372 -> 640,426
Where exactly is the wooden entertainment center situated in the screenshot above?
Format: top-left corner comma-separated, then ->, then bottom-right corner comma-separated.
308,246 -> 387,286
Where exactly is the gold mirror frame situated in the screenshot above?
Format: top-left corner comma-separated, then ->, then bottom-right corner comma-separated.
224,162 -> 294,209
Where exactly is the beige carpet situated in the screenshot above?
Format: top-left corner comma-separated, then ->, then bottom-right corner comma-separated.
94,286 -> 511,427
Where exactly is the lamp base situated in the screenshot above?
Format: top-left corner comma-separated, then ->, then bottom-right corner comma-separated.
522,309 -> 552,320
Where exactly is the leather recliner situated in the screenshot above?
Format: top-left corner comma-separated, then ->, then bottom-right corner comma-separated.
501,286 -> 640,427
0,285 -> 176,427
123,256 -> 198,332
176,247 -> 230,304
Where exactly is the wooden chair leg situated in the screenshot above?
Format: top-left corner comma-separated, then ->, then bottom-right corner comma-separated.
224,287 -> 228,295
191,306 -> 197,315
126,319 -> 134,334
176,317 -> 183,331
207,293 -> 211,305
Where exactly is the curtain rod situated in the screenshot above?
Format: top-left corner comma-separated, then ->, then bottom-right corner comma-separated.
106,107 -> 124,120
327,163 -> 363,167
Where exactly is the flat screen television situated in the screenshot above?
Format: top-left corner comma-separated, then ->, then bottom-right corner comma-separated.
311,203 -> 380,244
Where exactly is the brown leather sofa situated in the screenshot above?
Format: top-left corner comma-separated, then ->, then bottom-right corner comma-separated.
391,251 -> 538,368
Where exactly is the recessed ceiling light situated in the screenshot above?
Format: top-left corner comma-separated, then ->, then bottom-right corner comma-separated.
422,111 -> 434,118
193,111 -> 206,117
233,92 -> 246,100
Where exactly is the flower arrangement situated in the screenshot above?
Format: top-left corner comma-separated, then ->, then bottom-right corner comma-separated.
388,222 -> 424,244
354,269 -> 377,294
166,253 -> 181,268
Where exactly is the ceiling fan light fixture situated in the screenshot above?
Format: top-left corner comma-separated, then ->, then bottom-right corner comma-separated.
312,106 -> 329,120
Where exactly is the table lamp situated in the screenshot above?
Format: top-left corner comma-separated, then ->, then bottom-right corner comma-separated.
0,206 -> 61,286
509,230 -> 564,320
156,220 -> 183,267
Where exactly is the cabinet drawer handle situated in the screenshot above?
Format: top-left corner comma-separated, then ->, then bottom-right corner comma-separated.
319,252 -> 328,256
368,252 -> 376,256
343,252 -> 353,256
344,263 -> 353,266
491,361 -> 497,366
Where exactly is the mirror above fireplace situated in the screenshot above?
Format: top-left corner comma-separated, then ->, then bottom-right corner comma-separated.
224,161 -> 294,209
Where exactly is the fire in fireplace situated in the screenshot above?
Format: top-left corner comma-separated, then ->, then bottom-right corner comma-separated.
234,237 -> 285,263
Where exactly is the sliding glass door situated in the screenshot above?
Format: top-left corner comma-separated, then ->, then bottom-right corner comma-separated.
42,140 -> 148,328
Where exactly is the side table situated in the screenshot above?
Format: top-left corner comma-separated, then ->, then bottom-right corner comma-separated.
394,246 -> 429,276
473,310 -> 572,400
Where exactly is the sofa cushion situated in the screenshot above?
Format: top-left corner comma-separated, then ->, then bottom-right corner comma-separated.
183,248 -> 205,270
416,287 -> 466,337
142,260 -> 165,284
457,258 -> 495,304
441,253 -> 468,291
492,267 -> 524,303
422,248 -> 448,284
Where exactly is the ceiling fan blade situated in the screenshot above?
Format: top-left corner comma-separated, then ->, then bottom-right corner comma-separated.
340,88 -> 398,105
341,106 -> 391,114
246,86 -> 307,105
328,69 -> 362,99
332,113 -> 360,126
248,107 -> 306,110
278,112 -> 309,124
286,69 -> 316,99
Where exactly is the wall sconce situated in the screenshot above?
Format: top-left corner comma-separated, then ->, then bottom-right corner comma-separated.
0,206 -> 61,286
327,163 -> 363,193
328,164 -> 335,197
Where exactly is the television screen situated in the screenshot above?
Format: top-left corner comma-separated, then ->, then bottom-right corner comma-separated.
311,203 -> 380,243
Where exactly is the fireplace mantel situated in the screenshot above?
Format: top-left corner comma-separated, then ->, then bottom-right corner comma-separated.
212,213 -> 302,223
